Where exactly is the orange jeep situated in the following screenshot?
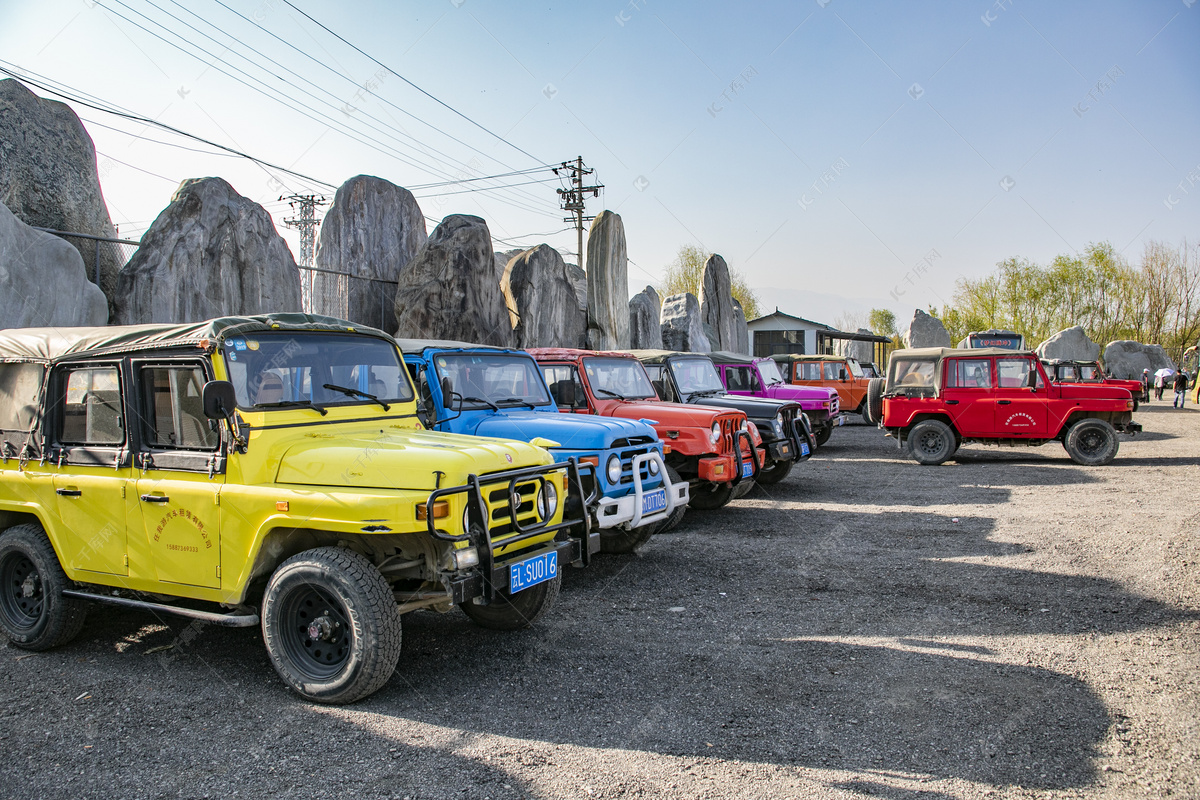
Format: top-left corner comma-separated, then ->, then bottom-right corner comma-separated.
772,355 -> 874,423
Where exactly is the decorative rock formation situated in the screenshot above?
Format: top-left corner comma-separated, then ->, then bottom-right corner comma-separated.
565,262 -> 588,314
905,309 -> 951,349
501,244 -> 587,348
0,199 -> 107,328
1102,340 -> 1176,380
312,175 -> 427,333
731,299 -> 750,355
494,248 -> 523,293
585,211 -> 630,350
629,285 -> 663,350
393,214 -> 512,347
839,328 -> 876,363
700,254 -> 739,350
0,79 -> 122,307
1036,326 -> 1101,363
113,178 -> 302,324
660,292 -> 710,353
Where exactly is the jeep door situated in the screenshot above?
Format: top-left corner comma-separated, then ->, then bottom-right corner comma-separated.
942,357 -> 996,436
49,362 -> 130,577
993,357 -> 1049,436
721,364 -> 760,398
540,363 -> 592,413
130,361 -> 225,589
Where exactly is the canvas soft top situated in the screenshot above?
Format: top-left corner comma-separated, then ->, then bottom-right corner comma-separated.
0,313 -> 391,364
628,349 -> 713,364
770,353 -> 857,363
706,351 -> 758,366
396,339 -> 504,354
889,346 -> 1033,361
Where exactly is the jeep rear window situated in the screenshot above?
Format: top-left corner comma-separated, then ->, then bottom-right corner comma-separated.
0,363 -> 44,432
221,333 -> 414,409
433,353 -> 551,408
887,358 -> 938,396
582,357 -> 657,400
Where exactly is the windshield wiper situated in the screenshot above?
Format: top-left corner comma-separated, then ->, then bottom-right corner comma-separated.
595,388 -> 627,400
322,383 -> 390,411
253,399 -> 328,416
498,397 -> 537,409
691,388 -> 725,398
461,395 -> 499,411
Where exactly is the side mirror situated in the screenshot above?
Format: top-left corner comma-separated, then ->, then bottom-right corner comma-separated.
440,376 -> 454,403
839,369 -> 848,381
202,380 -> 238,419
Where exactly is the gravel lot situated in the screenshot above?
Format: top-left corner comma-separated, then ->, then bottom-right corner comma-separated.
2,404 -> 1197,800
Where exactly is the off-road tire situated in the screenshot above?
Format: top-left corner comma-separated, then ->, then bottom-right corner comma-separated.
1063,418 -> 1119,466
261,546 -> 402,704
865,378 -> 885,425
650,465 -> 689,534
688,482 -> 735,510
907,419 -> 957,466
755,459 -> 794,485
731,479 -> 756,499
0,524 -> 87,651
599,524 -> 654,555
814,424 -> 833,447
462,573 -> 561,631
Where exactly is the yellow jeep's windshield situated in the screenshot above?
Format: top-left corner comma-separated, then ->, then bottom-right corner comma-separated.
221,332 -> 414,410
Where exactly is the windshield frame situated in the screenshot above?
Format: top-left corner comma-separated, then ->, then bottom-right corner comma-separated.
581,356 -> 658,400
431,351 -> 553,410
668,356 -> 726,396
755,358 -> 785,386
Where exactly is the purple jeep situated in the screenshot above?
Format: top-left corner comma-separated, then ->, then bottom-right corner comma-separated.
711,351 -> 844,447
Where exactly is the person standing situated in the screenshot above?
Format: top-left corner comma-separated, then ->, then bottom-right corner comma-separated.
1173,369 -> 1189,408
1155,372 -> 1166,401
1142,368 -> 1152,402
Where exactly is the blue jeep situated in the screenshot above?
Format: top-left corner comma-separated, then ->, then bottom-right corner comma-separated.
400,341 -> 688,553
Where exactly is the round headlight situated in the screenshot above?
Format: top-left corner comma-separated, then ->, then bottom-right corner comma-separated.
775,412 -> 784,427
462,502 -> 472,533
710,423 -> 721,443
606,454 -> 623,483
537,482 -> 558,519
648,457 -> 660,476
740,418 -> 749,432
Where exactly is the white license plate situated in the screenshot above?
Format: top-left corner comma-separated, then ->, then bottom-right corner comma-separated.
641,488 -> 667,515
509,551 -> 557,593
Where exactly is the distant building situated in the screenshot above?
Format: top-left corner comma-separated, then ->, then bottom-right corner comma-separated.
747,308 -> 891,363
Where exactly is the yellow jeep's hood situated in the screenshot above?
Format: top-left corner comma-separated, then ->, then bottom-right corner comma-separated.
275,428 -> 555,491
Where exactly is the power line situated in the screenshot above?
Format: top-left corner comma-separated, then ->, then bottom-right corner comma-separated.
279,0 -> 545,166
412,176 -> 563,199
555,157 -> 604,269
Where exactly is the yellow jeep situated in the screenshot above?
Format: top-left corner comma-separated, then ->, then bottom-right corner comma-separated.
0,314 -> 595,703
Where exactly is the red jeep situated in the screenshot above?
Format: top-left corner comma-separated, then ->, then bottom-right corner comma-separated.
1043,359 -> 1146,408
528,348 -> 763,515
867,348 -> 1141,466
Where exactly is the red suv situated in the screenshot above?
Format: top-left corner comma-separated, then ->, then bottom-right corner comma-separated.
867,348 -> 1141,466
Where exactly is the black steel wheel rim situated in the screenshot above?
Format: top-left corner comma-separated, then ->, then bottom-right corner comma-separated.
0,552 -> 44,630
917,431 -> 945,456
278,584 -> 352,681
1078,429 -> 1105,455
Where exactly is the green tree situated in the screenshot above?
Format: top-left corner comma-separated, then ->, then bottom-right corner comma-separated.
661,244 -> 760,320
868,308 -> 897,337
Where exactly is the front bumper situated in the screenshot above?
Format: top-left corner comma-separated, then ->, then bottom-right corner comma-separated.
595,452 -> 689,529
444,536 -> 594,602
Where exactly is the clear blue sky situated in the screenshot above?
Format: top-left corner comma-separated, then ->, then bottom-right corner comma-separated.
1,0 -> 1197,329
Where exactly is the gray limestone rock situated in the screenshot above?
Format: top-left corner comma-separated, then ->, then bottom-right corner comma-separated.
113,178 -> 301,324
629,285 -> 663,350
501,244 -> 587,348
0,79 -> 122,307
839,328 -> 877,363
1035,326 -> 1101,363
311,175 -> 427,333
730,298 -> 750,355
393,214 -> 512,347
566,262 -> 588,314
494,248 -> 523,294
699,254 -> 738,350
660,292 -> 711,353
585,211 -> 630,350
1102,340 -> 1176,380
0,199 -> 107,328
905,309 -> 951,349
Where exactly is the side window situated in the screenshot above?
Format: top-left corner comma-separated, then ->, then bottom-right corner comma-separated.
997,359 -> 1034,389
139,365 -> 218,450
541,365 -> 585,408
724,367 -> 744,391
60,366 -> 124,446
799,362 -> 821,381
643,365 -> 672,401
823,362 -> 841,381
947,358 -> 992,389
0,363 -> 44,433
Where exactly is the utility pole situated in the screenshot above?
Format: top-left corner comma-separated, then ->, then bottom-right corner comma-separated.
554,157 -> 603,268
281,194 -> 326,269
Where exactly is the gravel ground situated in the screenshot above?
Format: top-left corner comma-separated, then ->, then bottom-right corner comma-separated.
1,404 -> 1197,800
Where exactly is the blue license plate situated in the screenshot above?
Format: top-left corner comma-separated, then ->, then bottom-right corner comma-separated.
641,487 -> 667,515
509,551 -> 557,594
741,460 -> 754,478
801,442 -> 811,456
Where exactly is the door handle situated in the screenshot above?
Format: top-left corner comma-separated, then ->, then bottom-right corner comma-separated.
997,400 -> 1012,405
945,400 -> 959,405
140,494 -> 170,503
55,488 -> 82,497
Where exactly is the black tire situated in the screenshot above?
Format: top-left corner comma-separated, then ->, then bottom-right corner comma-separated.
649,465 -> 689,534
461,573 -> 561,631
599,524 -> 653,555
688,482 -> 735,510
0,523 -> 87,651
865,378 -> 884,425
261,546 -> 402,704
731,479 -> 756,499
907,419 -> 956,465
1063,419 -> 1119,466
813,424 -> 833,447
755,458 -> 794,485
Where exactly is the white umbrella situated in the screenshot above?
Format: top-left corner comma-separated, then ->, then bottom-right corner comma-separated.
1154,368 -> 1176,379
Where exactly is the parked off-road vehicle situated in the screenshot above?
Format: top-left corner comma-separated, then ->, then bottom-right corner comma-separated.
633,350 -> 813,485
867,347 -> 1141,466
529,348 -> 759,515
709,351 -> 843,447
771,354 -> 875,424
1043,359 -> 1144,408
0,315 -> 594,704
400,340 -> 686,554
